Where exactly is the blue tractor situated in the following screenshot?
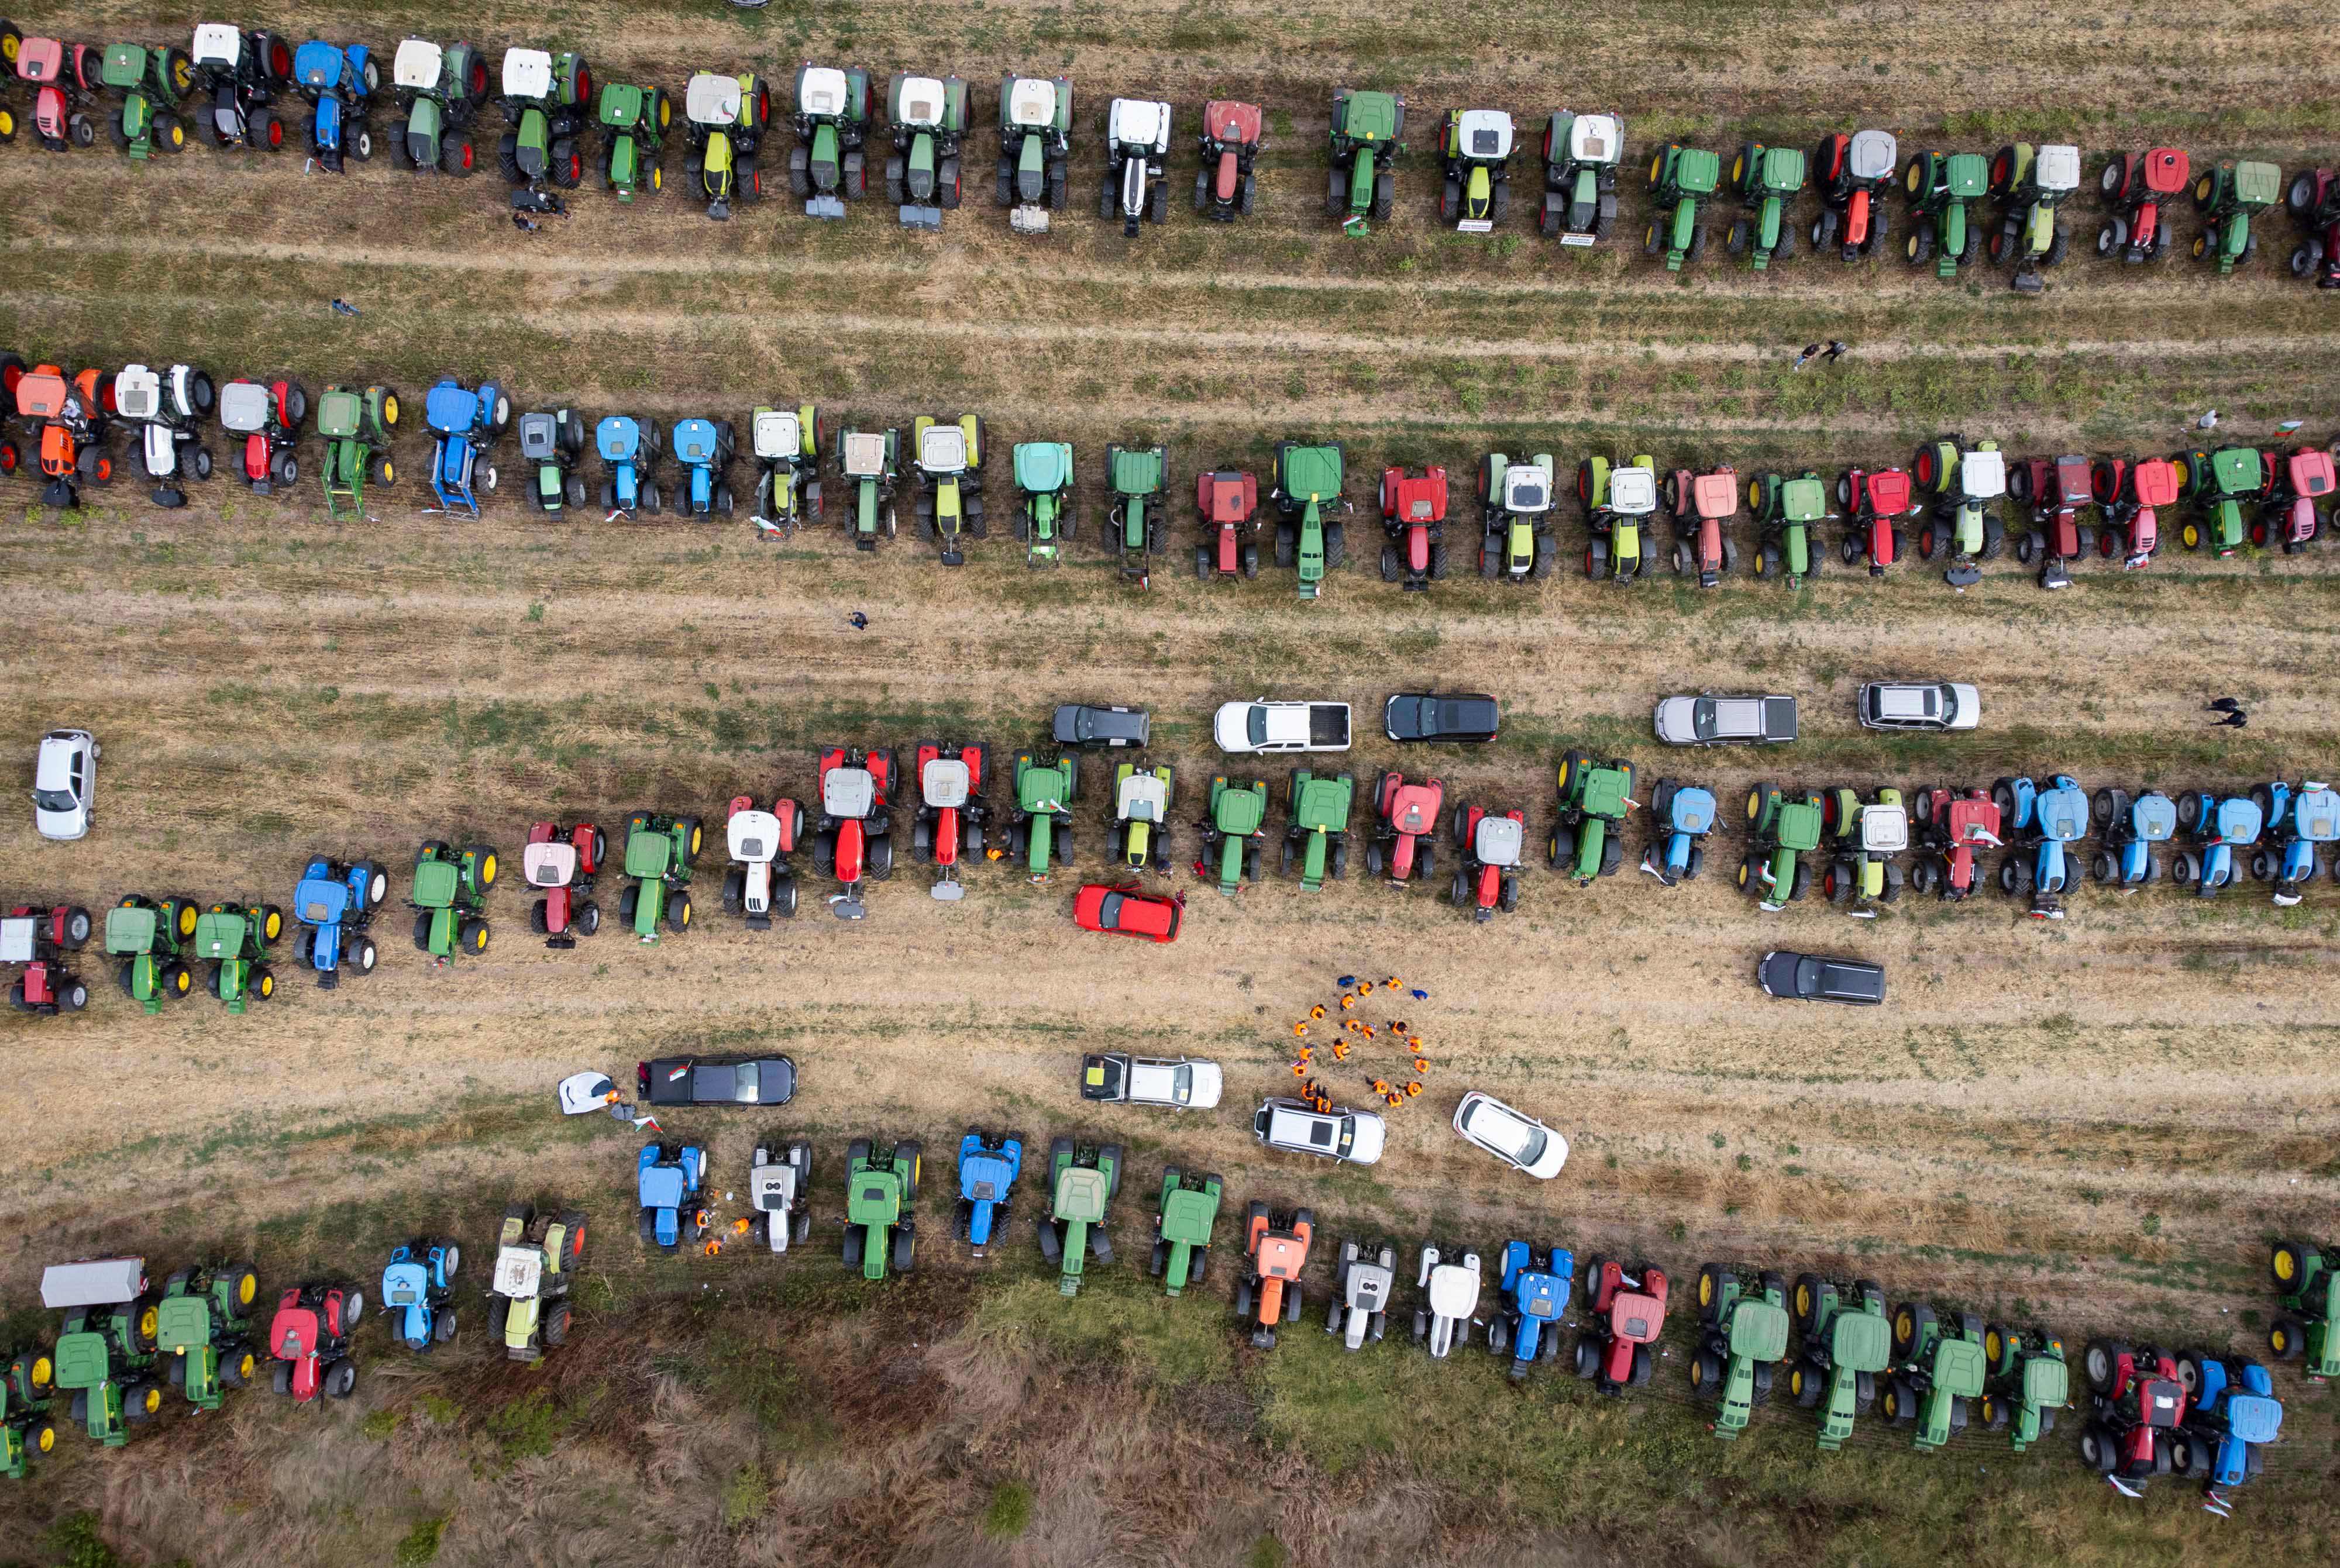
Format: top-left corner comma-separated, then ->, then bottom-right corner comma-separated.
291,40 -> 376,172
424,378 -> 510,516
954,1129 -> 1024,1257
596,415 -> 663,515
2090,787 -> 2176,888
1992,773 -> 2088,919
2174,792 -> 2263,898
671,418 -> 738,518
1640,777 -> 1715,885
2250,780 -> 2338,907
2174,1352 -> 2283,1493
636,1142 -> 707,1250
380,1238 -> 460,1352
291,855 -> 387,989
1483,1240 -> 1574,1381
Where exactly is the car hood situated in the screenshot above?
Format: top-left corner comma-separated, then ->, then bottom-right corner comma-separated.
1946,683 -> 1981,730
1653,697 -> 1696,743
1184,1062 -> 1224,1109
1344,1111 -> 1387,1165
34,803 -> 86,839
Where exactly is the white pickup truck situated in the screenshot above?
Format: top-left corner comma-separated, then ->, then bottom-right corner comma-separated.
1079,1053 -> 1224,1109
1212,699 -> 1351,753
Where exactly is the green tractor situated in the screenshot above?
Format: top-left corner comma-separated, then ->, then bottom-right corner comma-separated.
1902,149 -> 1989,278
911,413 -> 987,567
1037,1138 -> 1121,1297
192,901 -> 282,1012
1882,1301 -> 1990,1453
1009,749 -> 1079,878
1270,440 -> 1349,599
1978,1323 -> 2069,1452
1113,761 -> 1174,874
1747,468 -> 1828,587
316,384 -> 398,521
1725,139 -> 1806,270
1152,1168 -> 1222,1297
1201,775 -> 1271,895
2269,1240 -> 2340,1377
1282,769 -> 1354,890
410,840 -> 496,960
103,893 -> 198,1014
1820,787 -> 1908,911
2,1345 -> 58,1478
2194,160 -> 2280,275
46,1266 -> 163,1449
837,425 -> 902,550
997,74 -> 1072,233
1787,1274 -> 1894,1452
156,1262 -> 260,1412
99,42 -> 194,159
1327,88 -> 1405,235
844,1138 -> 922,1281
1740,784 -> 1823,912
1013,440 -> 1075,567
1549,750 -> 1636,887
882,72 -> 969,230
1106,442 -> 1168,587
1910,436 -> 2007,586
1984,142 -> 2079,293
596,79 -> 668,201
391,38 -> 490,175
1644,143 -> 1720,270
497,47 -> 590,191
2170,446 -> 2261,557
789,64 -> 872,219
620,812 -> 700,940
1689,1264 -> 1792,1440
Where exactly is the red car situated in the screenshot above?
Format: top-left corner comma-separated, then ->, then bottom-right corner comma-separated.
1074,883 -> 1182,942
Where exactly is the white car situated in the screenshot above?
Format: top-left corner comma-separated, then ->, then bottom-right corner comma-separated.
1451,1091 -> 1568,1178
33,729 -> 98,840
1212,699 -> 1351,753
1858,681 -> 1980,732
1080,1052 -> 1223,1109
1252,1097 -> 1386,1166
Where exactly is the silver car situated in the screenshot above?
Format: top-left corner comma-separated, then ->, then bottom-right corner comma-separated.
1858,681 -> 1980,732
1653,694 -> 1798,746
1252,1097 -> 1386,1166
1451,1091 -> 1569,1178
32,729 -> 98,840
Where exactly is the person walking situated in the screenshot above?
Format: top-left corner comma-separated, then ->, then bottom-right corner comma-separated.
2206,697 -> 2241,713
329,298 -> 359,318
1822,340 -> 1848,364
1792,343 -> 1821,370
844,611 -> 869,630
2211,710 -> 2248,729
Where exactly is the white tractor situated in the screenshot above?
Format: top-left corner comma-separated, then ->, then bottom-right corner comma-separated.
723,795 -> 802,927
112,363 -> 216,508
749,1140 -> 813,1253
1102,98 -> 1172,237
1412,1243 -> 1482,1357
1326,1238 -> 1398,1350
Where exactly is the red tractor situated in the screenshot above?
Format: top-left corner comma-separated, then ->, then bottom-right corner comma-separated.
1574,1257 -> 1668,1396
1378,464 -> 1448,590
219,375 -> 307,497
1809,129 -> 1895,260
2284,166 -> 2340,289
13,363 -> 118,509
1366,772 -> 1442,885
1234,1202 -> 1312,1350
267,1281 -> 362,1401
13,36 -> 103,150
910,739 -> 987,899
1193,99 -> 1262,221
1194,467 -> 1260,580
2090,455 -> 2177,568
523,821 -> 604,948
811,745 -> 895,919
1450,801 -> 1525,921
1661,465 -> 1737,587
2080,1340 -> 2189,1487
2098,148 -> 2186,264
1908,787 -> 2002,900
4,904 -> 92,1014
2255,446 -> 2332,553
1836,464 -> 1915,575
2008,454 -> 2097,590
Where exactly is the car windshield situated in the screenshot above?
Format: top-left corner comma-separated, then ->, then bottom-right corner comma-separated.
1247,708 -> 1268,745
33,788 -> 77,813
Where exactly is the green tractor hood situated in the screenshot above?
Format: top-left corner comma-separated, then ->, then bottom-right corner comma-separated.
1818,1311 -> 1893,1450
1717,1301 -> 1791,1438
1915,1337 -> 1988,1449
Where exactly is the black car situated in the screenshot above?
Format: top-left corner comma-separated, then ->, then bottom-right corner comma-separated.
1757,951 -> 1886,1005
1051,703 -> 1151,749
1384,691 -> 1500,744
638,1054 -> 799,1105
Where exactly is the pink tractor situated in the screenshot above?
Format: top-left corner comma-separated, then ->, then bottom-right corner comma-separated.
2097,148 -> 2187,264
2090,454 -> 2177,568
12,36 -> 103,150
1575,1257 -> 1669,1395
1663,465 -> 1738,587
1366,772 -> 1442,885
2254,446 -> 2332,553
524,821 -> 604,948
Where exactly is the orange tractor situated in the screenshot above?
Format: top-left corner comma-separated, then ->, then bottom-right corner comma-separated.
1233,1201 -> 1313,1349
12,361 -> 118,509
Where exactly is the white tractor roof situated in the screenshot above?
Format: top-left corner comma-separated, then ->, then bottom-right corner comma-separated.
1860,804 -> 1910,854
393,39 -> 444,92
1456,109 -> 1513,160
752,409 -> 801,460
1108,97 -> 1171,152
1960,448 -> 2007,501
218,380 -> 270,433
491,1243 -> 542,1298
1849,129 -> 1897,180
686,71 -> 742,125
1570,113 -> 1621,165
895,75 -> 947,128
921,757 -> 971,808
1502,464 -> 1552,514
1005,76 -> 1057,129
1608,466 -> 1659,515
501,48 -> 551,100
822,766 -> 876,818
1426,1257 -> 1481,1317
728,808 -> 782,863
749,1157 -> 798,1209
840,430 -> 889,478
522,842 -> 576,887
1475,814 -> 1524,867
2034,143 -> 2081,193
0,916 -> 33,964
41,1257 -> 149,1308
797,66 -> 847,116
1117,771 -> 1169,821
112,364 -> 162,420
917,422 -> 968,474
191,24 -> 241,70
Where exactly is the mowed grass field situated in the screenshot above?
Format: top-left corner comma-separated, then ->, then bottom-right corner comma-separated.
3,3 -> 2340,1565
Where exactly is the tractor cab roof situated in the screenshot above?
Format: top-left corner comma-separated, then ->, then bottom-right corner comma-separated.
1016,759 -> 1070,813
2131,457 -> 2179,506
1945,796 -> 2002,843
1863,467 -> 1912,512
916,421 -> 968,475
2210,447 -> 2262,495
1607,1288 -> 1665,1343
191,25 -> 242,68
2139,147 -> 2187,194
1116,769 -> 1169,821
1426,1257 -> 1481,1316
1847,129 -> 1897,180
2213,797 -> 2265,843
1335,91 -> 1399,143
1513,1269 -> 1566,1319
637,1161 -> 691,1209
685,71 -> 742,125
1161,1183 -> 1219,1235
1830,1309 -> 1895,1373
502,49 -> 552,101
1386,469 -> 1445,519
2037,784 -> 2088,843
1775,801 -> 1825,852
13,370 -> 73,421
1754,144 -> 1806,191
1278,443 -> 1345,498
1777,475 -> 1827,521
797,66 -> 849,116
2129,793 -> 2178,841
2022,1353 -> 2070,1407
517,411 -> 560,458
0,916 -> 35,964
1608,466 -> 1658,515
2031,143 -> 2081,193
1202,99 -> 1264,146
1942,152 -> 1988,195
1015,440 -> 1072,492
293,873 -> 352,925
1958,448 -> 2006,501
1930,1335 -> 1990,1395
41,1257 -> 147,1308
596,416 -> 644,460
1474,812 -> 1524,867
749,1151 -> 800,1208
1689,471 -> 1737,518
1578,766 -> 1633,819
840,430 -> 892,478
1668,786 -> 1717,832
1052,1164 -> 1109,1219
410,858 -> 460,908
920,757 -> 971,808
491,1243 -> 543,1299
2225,1393 -> 2286,1445
218,380 -> 274,433
1454,109 -> 1513,161
425,382 -> 482,435
1383,777 -> 1442,830
752,409 -> 803,461
1503,464 -> 1555,514
1859,803 -> 1909,854
1110,444 -> 1166,494
105,904 -> 159,952
846,1169 -> 902,1222
1568,113 -> 1621,166
50,1332 -> 111,1388
2286,785 -> 2340,842
316,388 -> 369,440
2232,161 -> 2282,204
393,39 -> 443,92
726,809 -> 783,863
822,766 -> 877,818
99,46 -> 150,89
892,75 -> 949,128
112,365 -> 164,420
959,1148 -> 1016,1201
1213,780 -> 1268,834
2047,454 -> 2093,500
192,909 -> 249,957
624,823 -> 677,878
672,419 -> 721,464
523,841 -> 578,886
1004,76 -> 1059,129
1668,146 -> 1720,194
1255,1231 -> 1309,1277
2289,449 -> 2336,496
1729,1298 -> 1793,1359
380,1259 -> 429,1305
14,38 -> 65,81
1107,97 -> 1172,152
